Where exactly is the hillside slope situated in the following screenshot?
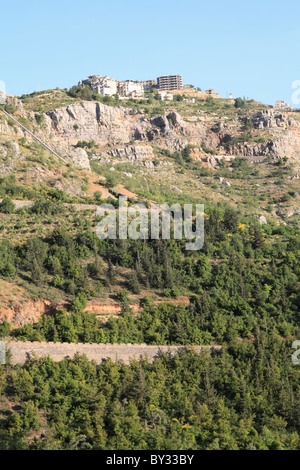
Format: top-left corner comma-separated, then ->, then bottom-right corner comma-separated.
0,89 -> 299,324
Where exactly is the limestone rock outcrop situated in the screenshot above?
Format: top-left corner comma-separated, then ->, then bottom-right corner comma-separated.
1,97 -> 300,170
45,101 -> 145,144
109,145 -> 154,161
43,101 -> 219,152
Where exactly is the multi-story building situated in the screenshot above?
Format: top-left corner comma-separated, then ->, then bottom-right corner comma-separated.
88,75 -> 118,96
139,79 -> 157,90
118,80 -> 144,98
275,100 -> 291,110
157,75 -> 183,91
86,75 -> 103,91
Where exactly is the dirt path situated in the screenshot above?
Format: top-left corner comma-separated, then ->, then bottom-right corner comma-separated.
114,184 -> 138,199
87,176 -> 116,199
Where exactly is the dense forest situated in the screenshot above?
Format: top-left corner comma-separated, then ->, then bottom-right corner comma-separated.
0,202 -> 299,344
0,199 -> 299,450
0,339 -> 299,450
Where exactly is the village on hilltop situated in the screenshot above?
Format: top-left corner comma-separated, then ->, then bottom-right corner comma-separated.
77,73 -> 293,110
78,73 -> 223,102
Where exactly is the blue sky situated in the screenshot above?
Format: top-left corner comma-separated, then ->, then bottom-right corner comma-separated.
1,0 -> 299,105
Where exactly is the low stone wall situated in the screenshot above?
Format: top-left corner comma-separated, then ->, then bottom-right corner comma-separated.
4,341 -> 222,365
0,199 -> 98,211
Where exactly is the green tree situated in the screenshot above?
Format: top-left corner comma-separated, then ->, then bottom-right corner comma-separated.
234,97 -> 247,108
0,196 -> 15,214
71,293 -> 87,313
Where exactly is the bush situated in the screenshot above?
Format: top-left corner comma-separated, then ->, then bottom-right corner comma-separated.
234,97 -> 247,108
71,293 -> 87,313
29,197 -> 64,215
202,145 -> 217,155
68,85 -> 93,101
0,196 -> 15,214
3,103 -> 16,115
35,113 -> 44,125
174,94 -> 183,101
163,286 -> 180,299
117,289 -> 130,304
0,320 -> 11,338
75,140 -> 95,149
181,145 -> 194,163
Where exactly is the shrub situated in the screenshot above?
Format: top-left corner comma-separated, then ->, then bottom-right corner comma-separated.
117,289 -> 130,304
68,85 -> 93,101
35,113 -> 44,125
0,196 -> 15,214
234,97 -> 247,108
75,140 -> 95,149
71,293 -> 87,313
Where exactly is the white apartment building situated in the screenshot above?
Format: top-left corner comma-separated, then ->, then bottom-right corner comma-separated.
158,91 -> 174,101
88,75 -> 118,96
84,75 -> 150,98
118,80 -> 144,98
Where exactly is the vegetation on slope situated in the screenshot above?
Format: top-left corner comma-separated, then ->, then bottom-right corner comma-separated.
0,89 -> 299,451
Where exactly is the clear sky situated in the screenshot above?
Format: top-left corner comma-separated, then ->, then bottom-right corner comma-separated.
1,0 -> 299,105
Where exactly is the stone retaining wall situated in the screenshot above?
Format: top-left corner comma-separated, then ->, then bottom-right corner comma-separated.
4,341 -> 221,365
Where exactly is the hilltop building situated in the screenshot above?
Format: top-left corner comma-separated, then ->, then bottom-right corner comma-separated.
87,75 -> 118,96
205,88 -> 215,95
139,79 -> 157,90
157,91 -> 174,101
83,75 -> 145,98
157,75 -> 183,91
118,80 -> 144,98
82,74 -> 184,98
275,100 -> 292,110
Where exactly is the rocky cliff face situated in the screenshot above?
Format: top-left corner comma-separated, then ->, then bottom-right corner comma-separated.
219,110 -> 300,163
108,144 -> 155,161
253,109 -> 292,129
43,103 -> 300,164
223,129 -> 300,162
253,110 -> 300,161
43,101 -> 217,152
45,101 -> 136,143
1,98 -> 300,171
0,141 -> 22,175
